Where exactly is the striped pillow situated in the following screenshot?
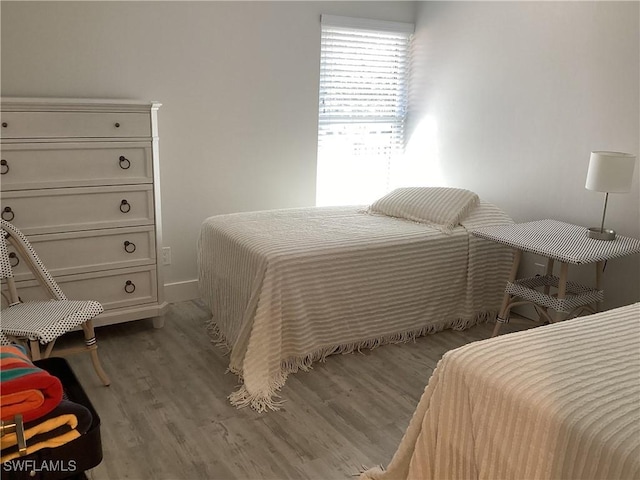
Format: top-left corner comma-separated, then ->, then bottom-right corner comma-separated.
369,187 -> 480,232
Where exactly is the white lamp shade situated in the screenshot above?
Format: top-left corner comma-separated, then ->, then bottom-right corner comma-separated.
585,151 -> 637,193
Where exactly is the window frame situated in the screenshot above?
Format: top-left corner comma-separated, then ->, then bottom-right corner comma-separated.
316,15 -> 415,207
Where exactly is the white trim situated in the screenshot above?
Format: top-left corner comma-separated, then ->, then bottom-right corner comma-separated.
320,14 -> 414,34
164,279 -> 199,303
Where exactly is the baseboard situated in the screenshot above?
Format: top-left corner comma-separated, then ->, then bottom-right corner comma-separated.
164,279 -> 199,303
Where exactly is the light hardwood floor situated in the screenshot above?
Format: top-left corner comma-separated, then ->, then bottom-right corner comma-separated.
62,300 -> 537,480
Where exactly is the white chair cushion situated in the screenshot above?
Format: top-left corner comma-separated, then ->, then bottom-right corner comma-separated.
1,300 -> 103,344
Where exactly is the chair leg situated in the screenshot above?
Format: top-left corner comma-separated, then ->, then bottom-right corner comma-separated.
29,340 -> 42,361
81,321 -> 110,386
43,340 -> 56,358
89,348 -> 111,386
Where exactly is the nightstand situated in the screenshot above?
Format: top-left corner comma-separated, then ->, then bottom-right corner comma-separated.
472,219 -> 640,336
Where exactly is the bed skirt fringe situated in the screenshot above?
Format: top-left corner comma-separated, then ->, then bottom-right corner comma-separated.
206,320 -> 232,355
207,310 -> 496,412
358,465 -> 386,480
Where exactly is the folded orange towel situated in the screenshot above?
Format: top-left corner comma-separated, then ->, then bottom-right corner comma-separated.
1,389 -> 45,419
1,413 -> 78,450
0,346 -> 63,422
1,429 -> 80,463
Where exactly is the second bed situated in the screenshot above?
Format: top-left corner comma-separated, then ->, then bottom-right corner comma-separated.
198,189 -> 513,411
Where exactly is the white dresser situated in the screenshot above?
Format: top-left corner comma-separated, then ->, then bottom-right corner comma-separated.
0,98 -> 167,327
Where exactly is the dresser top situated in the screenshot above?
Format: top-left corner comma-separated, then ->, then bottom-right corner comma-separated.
1,97 -> 161,113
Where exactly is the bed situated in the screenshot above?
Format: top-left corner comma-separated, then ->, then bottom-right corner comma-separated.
197,188 -> 514,411
361,302 -> 640,480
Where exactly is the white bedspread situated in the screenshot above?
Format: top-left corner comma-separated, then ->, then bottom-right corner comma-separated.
198,202 -> 512,411
361,303 -> 640,480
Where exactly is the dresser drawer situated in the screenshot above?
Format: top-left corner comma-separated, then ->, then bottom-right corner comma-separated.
0,142 -> 153,191
0,112 -> 150,139
8,226 -> 156,281
1,185 -> 154,235
9,266 -> 158,311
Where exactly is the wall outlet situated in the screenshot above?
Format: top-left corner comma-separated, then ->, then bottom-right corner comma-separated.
162,247 -> 171,265
534,262 -> 546,276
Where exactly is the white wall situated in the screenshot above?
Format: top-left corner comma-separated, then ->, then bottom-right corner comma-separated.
0,1 -> 416,300
408,1 -> 640,309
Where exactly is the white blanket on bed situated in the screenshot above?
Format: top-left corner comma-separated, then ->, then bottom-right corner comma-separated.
198,202 -> 512,411
361,303 -> 640,480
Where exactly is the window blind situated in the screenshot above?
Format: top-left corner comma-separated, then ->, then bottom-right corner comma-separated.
317,15 -> 414,206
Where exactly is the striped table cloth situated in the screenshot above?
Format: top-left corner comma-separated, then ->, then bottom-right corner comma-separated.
198,202 -> 513,411
361,302 -> 640,480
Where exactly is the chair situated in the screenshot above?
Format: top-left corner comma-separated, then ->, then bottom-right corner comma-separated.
0,219 -> 110,386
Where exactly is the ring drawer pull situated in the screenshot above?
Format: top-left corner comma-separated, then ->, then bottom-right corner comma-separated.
114,122 -> 120,128
1,123 -> 7,128
124,241 -> 136,253
124,280 -> 136,294
8,252 -> 19,268
119,199 -> 131,213
2,207 -> 15,221
119,156 -> 131,170
1,160 -> 8,175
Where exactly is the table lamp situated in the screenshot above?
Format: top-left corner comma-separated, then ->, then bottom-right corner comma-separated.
585,151 -> 637,240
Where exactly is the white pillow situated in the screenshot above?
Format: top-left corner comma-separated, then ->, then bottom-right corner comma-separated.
368,187 -> 480,232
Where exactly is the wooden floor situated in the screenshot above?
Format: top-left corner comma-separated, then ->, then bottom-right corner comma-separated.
62,300 -> 537,480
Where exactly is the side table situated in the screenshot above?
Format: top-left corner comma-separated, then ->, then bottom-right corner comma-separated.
472,219 -> 640,336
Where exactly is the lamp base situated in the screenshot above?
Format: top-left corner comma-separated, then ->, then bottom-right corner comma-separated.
587,227 -> 616,241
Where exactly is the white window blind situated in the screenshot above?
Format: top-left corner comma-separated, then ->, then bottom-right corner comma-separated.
316,15 -> 414,206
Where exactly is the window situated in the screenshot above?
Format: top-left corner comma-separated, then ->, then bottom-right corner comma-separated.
316,15 -> 414,206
